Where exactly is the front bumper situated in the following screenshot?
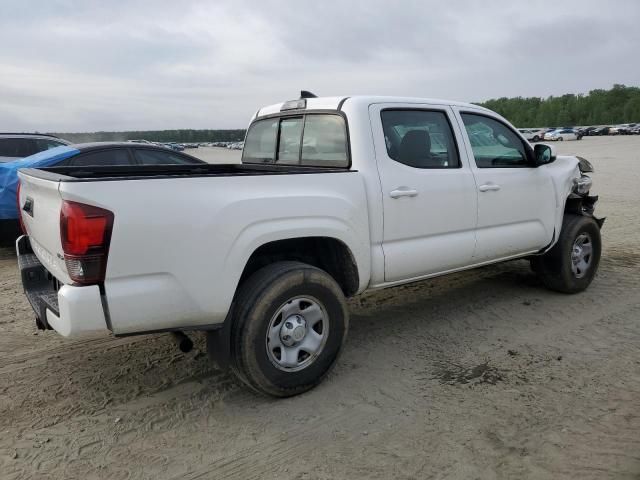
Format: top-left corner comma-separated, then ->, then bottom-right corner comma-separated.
16,235 -> 110,337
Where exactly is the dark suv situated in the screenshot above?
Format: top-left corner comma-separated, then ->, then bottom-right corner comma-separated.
0,133 -> 70,162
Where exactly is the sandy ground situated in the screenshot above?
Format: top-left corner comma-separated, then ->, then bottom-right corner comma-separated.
1,136 -> 639,479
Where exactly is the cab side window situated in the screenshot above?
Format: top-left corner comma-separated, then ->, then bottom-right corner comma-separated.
380,110 -> 460,168
461,113 -> 531,168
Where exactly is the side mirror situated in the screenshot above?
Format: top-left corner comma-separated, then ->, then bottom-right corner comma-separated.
533,143 -> 556,166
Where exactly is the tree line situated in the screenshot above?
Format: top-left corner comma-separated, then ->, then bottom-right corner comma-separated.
476,84 -> 640,127
52,129 -> 246,144
51,84 -> 640,142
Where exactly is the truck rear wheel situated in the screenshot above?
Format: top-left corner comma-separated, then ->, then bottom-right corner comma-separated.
531,214 -> 601,293
229,261 -> 348,397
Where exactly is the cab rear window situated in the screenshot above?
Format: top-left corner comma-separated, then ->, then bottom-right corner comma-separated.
242,114 -> 349,167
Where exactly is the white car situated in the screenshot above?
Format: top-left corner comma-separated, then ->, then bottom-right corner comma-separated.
16,94 -> 603,397
517,128 -> 545,142
545,128 -> 580,141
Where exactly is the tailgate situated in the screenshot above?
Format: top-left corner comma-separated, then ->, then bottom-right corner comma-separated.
17,171 -> 72,284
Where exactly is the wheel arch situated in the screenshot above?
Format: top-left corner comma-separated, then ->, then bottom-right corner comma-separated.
540,193 -> 604,255
239,236 -> 360,298
209,235 -> 361,370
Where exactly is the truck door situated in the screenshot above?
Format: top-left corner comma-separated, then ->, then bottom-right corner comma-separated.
370,104 -> 478,283
453,108 -> 556,261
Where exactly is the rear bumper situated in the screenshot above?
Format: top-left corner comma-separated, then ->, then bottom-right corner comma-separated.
16,235 -> 110,337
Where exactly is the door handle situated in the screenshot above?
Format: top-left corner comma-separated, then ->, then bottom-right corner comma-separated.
478,183 -> 501,192
390,188 -> 418,199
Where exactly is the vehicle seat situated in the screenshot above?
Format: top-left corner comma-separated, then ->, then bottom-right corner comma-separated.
398,130 -> 437,168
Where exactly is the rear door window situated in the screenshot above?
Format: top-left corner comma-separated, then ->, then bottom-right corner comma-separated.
68,149 -> 133,166
380,109 -> 460,168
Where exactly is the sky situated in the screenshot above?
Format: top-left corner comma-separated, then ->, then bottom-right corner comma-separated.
1,0 -> 639,132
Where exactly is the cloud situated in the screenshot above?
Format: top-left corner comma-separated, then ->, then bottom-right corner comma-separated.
0,0 -> 638,131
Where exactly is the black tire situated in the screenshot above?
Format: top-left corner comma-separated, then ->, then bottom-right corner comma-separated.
533,135 -> 540,142
228,261 -> 348,397
558,137 -> 564,141
531,214 -> 601,293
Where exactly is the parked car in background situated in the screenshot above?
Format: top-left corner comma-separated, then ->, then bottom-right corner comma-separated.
614,123 -> 637,135
1,142 -> 203,233
517,128 -> 545,142
543,129 -> 558,140
163,142 -> 185,151
578,126 -> 597,137
16,94 -> 602,397
545,128 -> 580,141
0,133 -> 70,163
592,126 -> 611,136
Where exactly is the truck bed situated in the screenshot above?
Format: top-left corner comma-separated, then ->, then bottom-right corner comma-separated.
21,163 -> 354,182
18,161 -> 369,335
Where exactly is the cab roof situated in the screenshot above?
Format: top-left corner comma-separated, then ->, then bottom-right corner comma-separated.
254,95 -> 491,119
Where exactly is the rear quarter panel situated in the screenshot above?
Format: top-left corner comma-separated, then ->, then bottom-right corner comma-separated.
59,172 -> 371,334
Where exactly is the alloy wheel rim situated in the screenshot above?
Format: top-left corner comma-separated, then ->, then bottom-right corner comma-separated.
266,296 -> 329,372
571,232 -> 593,278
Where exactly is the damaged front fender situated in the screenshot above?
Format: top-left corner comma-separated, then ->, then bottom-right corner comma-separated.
564,193 -> 605,228
577,156 -> 594,173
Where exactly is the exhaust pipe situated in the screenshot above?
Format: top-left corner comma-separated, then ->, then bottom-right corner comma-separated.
171,332 -> 193,353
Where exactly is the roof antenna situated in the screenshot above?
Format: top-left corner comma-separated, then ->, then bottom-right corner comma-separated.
300,90 -> 317,99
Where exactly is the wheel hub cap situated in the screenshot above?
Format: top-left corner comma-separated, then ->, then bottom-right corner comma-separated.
280,315 -> 307,346
266,296 -> 329,372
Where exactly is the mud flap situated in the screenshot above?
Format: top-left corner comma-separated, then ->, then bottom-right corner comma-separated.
206,306 -> 234,370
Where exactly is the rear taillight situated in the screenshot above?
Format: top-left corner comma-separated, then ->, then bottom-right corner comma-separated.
16,181 -> 25,234
60,200 -> 114,285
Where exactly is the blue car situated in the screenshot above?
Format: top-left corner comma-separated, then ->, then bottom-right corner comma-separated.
164,142 -> 185,152
0,142 -> 204,233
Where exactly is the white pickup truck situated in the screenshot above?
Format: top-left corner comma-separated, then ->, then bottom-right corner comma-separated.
17,94 -> 603,396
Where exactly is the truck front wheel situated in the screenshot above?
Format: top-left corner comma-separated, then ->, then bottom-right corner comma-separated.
531,214 -> 601,293
229,261 -> 348,397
